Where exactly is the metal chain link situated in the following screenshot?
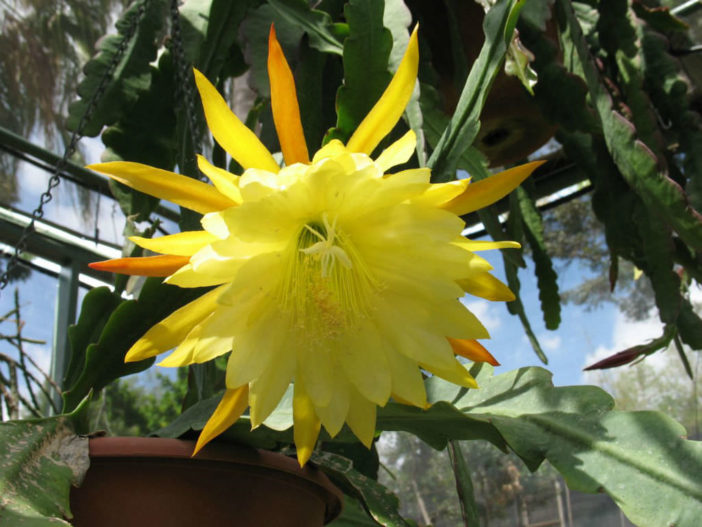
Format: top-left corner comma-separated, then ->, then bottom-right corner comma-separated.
170,0 -> 202,170
0,0 -> 150,292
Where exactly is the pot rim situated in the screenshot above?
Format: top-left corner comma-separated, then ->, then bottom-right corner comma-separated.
86,436 -> 344,523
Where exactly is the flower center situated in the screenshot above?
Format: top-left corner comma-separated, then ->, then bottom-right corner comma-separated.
278,213 -> 377,337
299,213 -> 352,278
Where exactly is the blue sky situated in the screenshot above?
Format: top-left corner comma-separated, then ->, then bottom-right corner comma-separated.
470,248 -> 624,387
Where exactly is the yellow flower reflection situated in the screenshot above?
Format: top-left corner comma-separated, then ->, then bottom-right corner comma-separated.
88,26 -> 542,466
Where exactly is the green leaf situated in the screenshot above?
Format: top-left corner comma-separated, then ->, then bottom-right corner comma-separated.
179,0 -> 213,65
677,298 -> 702,349
640,26 -> 702,215
312,451 -> 410,527
518,20 -> 598,134
323,442 -> 380,481
451,366 -> 702,527
631,1 -> 688,34
152,393 -> 220,438
328,496 -> 386,526
241,4 -> 306,97
64,287 -> 121,392
66,0 -> 168,137
557,0 -> 702,251
62,279 -> 209,413
268,0 -> 343,56
101,59 -> 178,168
332,0 -> 393,144
596,1 -> 665,163
427,0 -> 525,181
503,196 -> 548,363
181,0 -> 253,77
634,205 -> 680,325
295,39 -> 332,149
518,0 -> 554,31
0,417 -> 89,526
376,401 -> 507,452
516,186 -> 561,330
503,266 -> 549,364
152,394 -> 290,450
446,441 -> 480,527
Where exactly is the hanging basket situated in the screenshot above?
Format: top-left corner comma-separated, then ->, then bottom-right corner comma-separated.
410,0 -> 556,167
69,437 -> 344,527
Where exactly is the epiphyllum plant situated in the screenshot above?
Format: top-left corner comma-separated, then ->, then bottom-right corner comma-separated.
88,26 -> 541,466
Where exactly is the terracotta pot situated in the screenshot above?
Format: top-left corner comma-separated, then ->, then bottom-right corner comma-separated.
70,437 -> 344,527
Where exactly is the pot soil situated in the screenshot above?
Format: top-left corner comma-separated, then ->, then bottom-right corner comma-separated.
70,437 -> 344,527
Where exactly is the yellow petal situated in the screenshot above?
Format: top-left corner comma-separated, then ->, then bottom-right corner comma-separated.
314,377 -> 350,439
88,255 -> 189,276
464,252 -> 494,273
375,129 -> 416,172
197,155 -> 242,204
441,161 -> 545,216
386,349 -> 426,408
298,342 -> 335,408
125,285 -> 224,362
312,139 -> 347,163
392,393 -> 430,410
248,345 -> 296,428
384,167 -> 431,184
165,262 -> 232,288
414,179 -> 470,208
458,272 -> 516,302
87,161 -> 236,214
157,321 -> 203,367
192,386 -> 249,456
422,359 -> 478,389
454,238 -> 521,252
346,26 -> 419,155
340,322 -> 392,406
156,309 -> 233,367
293,379 -> 321,467
346,388 -> 377,448
268,25 -> 310,165
448,338 -> 500,366
193,68 -> 280,173
130,231 -> 219,257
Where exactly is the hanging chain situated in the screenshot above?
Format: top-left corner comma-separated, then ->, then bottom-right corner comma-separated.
0,0 -> 150,292
170,0 -> 202,171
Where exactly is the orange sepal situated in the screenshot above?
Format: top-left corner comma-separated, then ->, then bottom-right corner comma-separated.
88,255 -> 190,277
268,24 -> 309,165
448,338 -> 500,366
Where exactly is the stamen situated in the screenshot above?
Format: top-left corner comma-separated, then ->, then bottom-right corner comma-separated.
299,213 -> 352,277
277,213 -> 377,336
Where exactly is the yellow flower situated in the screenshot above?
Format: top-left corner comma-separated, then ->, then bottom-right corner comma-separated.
88,26 -> 542,466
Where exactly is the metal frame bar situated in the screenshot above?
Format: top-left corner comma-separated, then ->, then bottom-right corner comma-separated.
50,260 -> 80,413
0,125 -> 180,223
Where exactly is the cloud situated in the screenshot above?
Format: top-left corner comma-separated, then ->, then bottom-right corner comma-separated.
24,342 -> 53,376
461,298 -> 501,333
540,334 -> 562,352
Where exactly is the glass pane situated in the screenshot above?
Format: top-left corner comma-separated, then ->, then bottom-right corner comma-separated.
1,157 -> 127,247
